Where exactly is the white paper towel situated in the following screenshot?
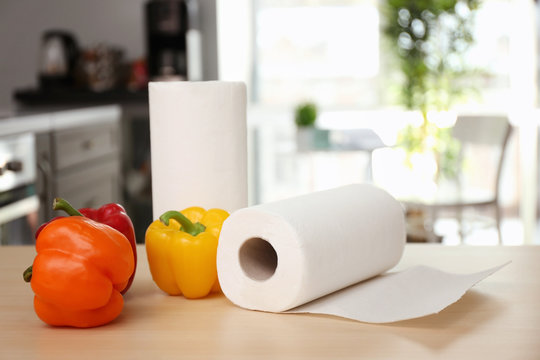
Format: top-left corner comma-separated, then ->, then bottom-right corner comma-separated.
149,81 -> 248,217
217,184 -> 507,323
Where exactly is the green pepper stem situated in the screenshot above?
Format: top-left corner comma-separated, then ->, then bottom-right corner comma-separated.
159,210 -> 206,236
23,265 -> 32,282
25,198 -> 82,284
53,197 -> 83,217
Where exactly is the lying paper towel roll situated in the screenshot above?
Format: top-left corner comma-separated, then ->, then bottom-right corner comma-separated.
217,184 -> 406,312
217,184 -> 507,323
149,81 -> 247,217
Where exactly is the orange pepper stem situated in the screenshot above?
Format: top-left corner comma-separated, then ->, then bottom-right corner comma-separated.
23,265 -> 32,282
24,197 -> 83,284
53,197 -> 83,217
159,210 -> 206,236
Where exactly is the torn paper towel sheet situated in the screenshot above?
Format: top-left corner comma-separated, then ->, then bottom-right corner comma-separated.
290,263 -> 508,323
149,81 -> 247,218
217,184 -> 508,323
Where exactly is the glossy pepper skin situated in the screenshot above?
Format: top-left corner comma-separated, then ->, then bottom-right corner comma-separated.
79,204 -> 137,295
26,216 -> 134,328
35,200 -> 137,295
145,207 -> 229,299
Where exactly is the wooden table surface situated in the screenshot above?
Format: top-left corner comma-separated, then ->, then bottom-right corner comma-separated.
1,244 -> 539,359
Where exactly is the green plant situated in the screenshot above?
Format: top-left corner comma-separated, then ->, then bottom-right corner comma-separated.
294,102 -> 318,127
383,0 -> 481,179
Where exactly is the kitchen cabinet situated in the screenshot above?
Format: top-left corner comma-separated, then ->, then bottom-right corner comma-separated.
0,106 -> 122,245
15,93 -> 152,243
34,107 -> 122,225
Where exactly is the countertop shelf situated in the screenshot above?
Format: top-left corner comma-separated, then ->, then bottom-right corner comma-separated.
14,87 -> 148,106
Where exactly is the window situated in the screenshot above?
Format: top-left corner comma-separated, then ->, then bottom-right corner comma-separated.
253,0 -> 381,108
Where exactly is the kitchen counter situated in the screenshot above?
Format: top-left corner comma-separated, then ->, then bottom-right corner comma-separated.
0,105 -> 121,137
1,244 -> 539,359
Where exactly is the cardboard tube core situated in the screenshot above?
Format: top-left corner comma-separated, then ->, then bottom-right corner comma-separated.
239,238 -> 278,281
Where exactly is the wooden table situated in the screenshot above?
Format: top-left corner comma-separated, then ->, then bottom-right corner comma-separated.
1,244 -> 539,359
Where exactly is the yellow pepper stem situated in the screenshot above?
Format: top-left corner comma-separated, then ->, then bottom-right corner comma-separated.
159,210 -> 206,236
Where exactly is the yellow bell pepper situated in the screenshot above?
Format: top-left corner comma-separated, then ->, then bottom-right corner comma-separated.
145,207 -> 229,299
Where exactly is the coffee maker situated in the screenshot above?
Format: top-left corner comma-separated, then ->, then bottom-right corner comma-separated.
38,30 -> 79,89
145,0 -> 202,81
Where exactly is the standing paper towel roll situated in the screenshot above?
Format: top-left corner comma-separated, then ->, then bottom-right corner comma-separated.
217,184 -> 508,323
149,81 -> 248,217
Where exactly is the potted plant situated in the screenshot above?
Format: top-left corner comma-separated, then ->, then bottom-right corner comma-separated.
294,101 -> 329,151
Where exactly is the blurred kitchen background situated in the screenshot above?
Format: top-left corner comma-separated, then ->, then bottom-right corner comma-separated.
0,0 -> 539,246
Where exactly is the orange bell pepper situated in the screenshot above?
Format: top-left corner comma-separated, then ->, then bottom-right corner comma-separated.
24,216 -> 134,328
35,198 -> 138,295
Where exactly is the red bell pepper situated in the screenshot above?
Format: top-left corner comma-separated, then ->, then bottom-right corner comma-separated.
37,198 -> 138,295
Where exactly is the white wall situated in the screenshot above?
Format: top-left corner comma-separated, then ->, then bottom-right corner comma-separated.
0,0 -> 218,111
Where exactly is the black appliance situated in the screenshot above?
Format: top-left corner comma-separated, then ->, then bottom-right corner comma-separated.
145,0 -> 202,80
38,30 -> 79,89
